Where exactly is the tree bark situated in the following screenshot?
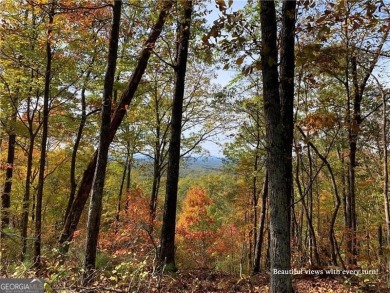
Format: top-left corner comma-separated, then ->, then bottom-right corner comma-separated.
20,123 -> 36,261
1,108 -> 17,229
116,145 -> 130,222
33,3 -> 54,267
83,0 -> 121,284
382,82 -> 390,277
250,147 -> 261,269
65,70 -> 91,223
150,154 -> 161,221
253,172 -> 268,273
260,1 -> 296,292
159,0 -> 193,271
383,90 -> 389,231
59,0 -> 174,246
125,145 -> 132,212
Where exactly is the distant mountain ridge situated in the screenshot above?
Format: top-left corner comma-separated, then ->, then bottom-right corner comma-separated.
180,156 -> 225,176
133,155 -> 225,175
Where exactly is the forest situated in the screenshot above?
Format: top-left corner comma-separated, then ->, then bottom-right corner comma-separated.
0,0 -> 390,292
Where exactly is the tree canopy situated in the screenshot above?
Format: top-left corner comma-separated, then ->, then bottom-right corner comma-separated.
0,0 -> 390,292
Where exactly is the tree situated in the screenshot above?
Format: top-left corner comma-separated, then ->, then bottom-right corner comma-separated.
64,18 -> 107,223
135,60 -> 222,223
253,172 -> 268,273
223,79 -> 266,271
301,0 -> 390,265
83,0 -> 121,283
176,186 -> 216,268
0,0 -> 106,261
59,0 -> 174,248
0,0 -> 41,259
1,83 -> 17,230
159,0 -> 193,272
260,0 -> 296,292
33,0 -> 55,268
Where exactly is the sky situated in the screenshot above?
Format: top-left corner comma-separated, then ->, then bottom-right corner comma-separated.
198,0 -> 390,157
196,0 -> 248,157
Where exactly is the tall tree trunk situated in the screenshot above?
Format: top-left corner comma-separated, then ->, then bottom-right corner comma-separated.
250,149 -> 260,269
344,17 -> 389,266
297,126 -> 343,266
150,86 -> 162,220
116,148 -> 129,222
383,92 -> 389,217
20,6 -> 37,261
1,108 -> 17,229
150,81 -> 170,222
338,148 -> 348,232
33,4 -> 54,267
83,1 -> 122,284
307,144 -> 314,264
159,0 -> 193,271
65,71 -> 90,222
20,127 -> 35,261
260,1 -> 296,292
150,150 -> 161,221
58,1 -> 174,247
125,145 -> 133,212
253,172 -> 268,273
295,151 -> 320,266
382,84 -> 390,277
345,56 -> 360,266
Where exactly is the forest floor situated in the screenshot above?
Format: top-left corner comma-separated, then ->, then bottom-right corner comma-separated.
140,270 -> 386,293
34,269 -> 389,292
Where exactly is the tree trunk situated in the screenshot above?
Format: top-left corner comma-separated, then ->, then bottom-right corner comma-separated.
344,18 -> 389,266
150,150 -> 161,221
251,149 -> 260,269
65,70 -> 90,222
125,146 -> 132,212
379,225 -> 383,267
20,6 -> 37,261
33,4 -> 54,267
20,129 -> 35,261
382,82 -> 390,278
253,172 -> 268,273
116,148 -> 129,222
1,108 -> 17,229
383,92 -> 389,236
297,126 -> 343,266
58,1 -> 174,246
307,145 -> 314,264
159,0 -> 193,271
260,1 -> 296,292
295,151 -> 321,267
83,1 -> 122,284
345,56 -> 361,266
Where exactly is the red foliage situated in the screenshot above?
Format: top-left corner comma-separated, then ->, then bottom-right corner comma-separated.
99,188 -> 158,259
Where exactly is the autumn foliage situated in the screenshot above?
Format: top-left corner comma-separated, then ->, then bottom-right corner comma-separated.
1,0 -> 390,291
176,187 -> 217,268
99,188 -> 157,259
